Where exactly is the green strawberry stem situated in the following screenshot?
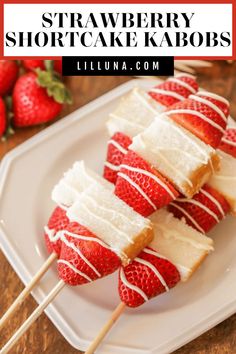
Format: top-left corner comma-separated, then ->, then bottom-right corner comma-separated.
36,68 -> 72,105
44,60 -> 55,72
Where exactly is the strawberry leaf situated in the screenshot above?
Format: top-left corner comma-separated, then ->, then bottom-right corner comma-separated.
36,69 -> 72,104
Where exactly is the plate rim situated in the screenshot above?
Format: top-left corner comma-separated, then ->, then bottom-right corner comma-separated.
0,78 -> 236,354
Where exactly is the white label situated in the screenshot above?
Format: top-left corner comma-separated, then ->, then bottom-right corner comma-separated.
3,3 -> 233,57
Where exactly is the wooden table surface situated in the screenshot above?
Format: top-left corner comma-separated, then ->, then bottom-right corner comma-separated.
1,62 -> 236,354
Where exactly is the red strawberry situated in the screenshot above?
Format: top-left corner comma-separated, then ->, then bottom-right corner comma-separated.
0,97 -> 6,136
168,184 -> 230,234
219,128 -> 236,158
0,60 -> 19,96
58,222 -> 121,286
44,207 -> 70,256
22,60 -> 45,71
115,150 -> 179,217
103,132 -> 132,184
13,71 -> 71,127
149,74 -> 198,107
166,92 -> 229,148
119,247 -> 180,307
22,59 -> 63,75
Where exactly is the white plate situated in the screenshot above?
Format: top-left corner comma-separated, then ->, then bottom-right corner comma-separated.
1,79 -> 236,354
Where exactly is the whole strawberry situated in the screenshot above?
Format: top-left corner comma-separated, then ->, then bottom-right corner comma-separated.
22,60 -> 45,72
0,97 -> 6,136
13,70 -> 71,127
22,59 -> 63,75
0,60 -> 19,96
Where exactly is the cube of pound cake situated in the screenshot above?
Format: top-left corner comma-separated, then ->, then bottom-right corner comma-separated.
52,161 -> 113,208
130,114 -> 220,198
107,87 -> 164,138
208,150 -> 236,215
149,209 -> 214,281
67,183 -> 154,266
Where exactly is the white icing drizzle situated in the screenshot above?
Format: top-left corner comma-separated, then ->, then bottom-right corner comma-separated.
60,230 -> 111,249
135,257 -> 169,292
117,172 -> 157,211
149,88 -> 185,101
75,202 -> 135,244
167,77 -> 197,94
155,223 -> 213,250
149,147 -> 193,187
57,259 -> 92,282
104,161 -> 120,171
120,164 -> 176,199
175,198 -> 220,223
189,94 -> 227,123
156,115 -> 210,162
120,268 -> 148,302
169,202 -> 205,234
175,73 -> 196,80
61,235 -> 101,277
175,264 -> 191,279
143,247 -> 168,260
221,137 -> 236,147
166,109 -> 225,134
200,188 -> 225,217
143,248 -> 189,281
58,203 -> 69,211
44,226 -> 60,242
109,113 -> 145,130
133,88 -> 162,114
197,91 -> 229,107
107,139 -> 128,155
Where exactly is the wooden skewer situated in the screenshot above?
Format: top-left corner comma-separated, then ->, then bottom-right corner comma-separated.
176,60 -> 213,68
0,279 -> 65,354
0,252 -> 57,330
85,302 -> 126,354
173,62 -> 196,74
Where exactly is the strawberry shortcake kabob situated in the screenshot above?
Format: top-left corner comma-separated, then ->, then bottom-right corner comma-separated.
104,73 -> 198,184
0,77 -> 231,354
169,128 -> 236,233
1,162 -> 154,354
119,127 -> 236,311
83,90 -> 231,353
114,91 -> 229,216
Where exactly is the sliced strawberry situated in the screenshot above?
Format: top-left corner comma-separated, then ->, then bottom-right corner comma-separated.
115,150 -> 179,217
103,132 -> 132,184
166,92 -> 229,148
44,207 -> 70,256
149,74 -> 198,107
58,222 -> 121,286
168,184 -> 230,234
219,128 -> 236,158
119,247 -> 180,307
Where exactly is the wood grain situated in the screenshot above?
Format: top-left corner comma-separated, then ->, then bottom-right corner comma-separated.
1,62 -> 236,354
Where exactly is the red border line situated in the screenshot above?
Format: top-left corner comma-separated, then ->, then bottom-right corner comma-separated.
0,3 -> 3,58
3,0 -> 234,3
